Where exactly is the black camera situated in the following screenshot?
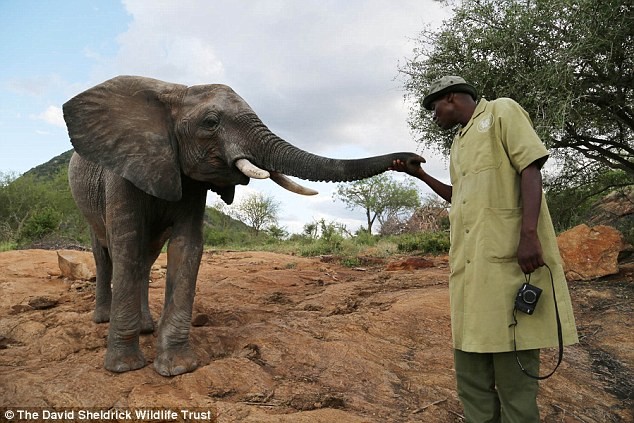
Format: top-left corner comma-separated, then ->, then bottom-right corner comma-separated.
515,282 -> 542,315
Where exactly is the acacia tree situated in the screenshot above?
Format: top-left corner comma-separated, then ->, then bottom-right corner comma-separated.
231,192 -> 280,236
334,173 -> 421,234
401,0 -> 633,186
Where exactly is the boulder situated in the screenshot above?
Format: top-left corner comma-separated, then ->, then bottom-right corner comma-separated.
557,224 -> 626,281
588,187 -> 634,226
57,251 -> 95,281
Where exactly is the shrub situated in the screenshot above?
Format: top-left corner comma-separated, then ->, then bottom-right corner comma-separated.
18,207 -> 61,244
396,231 -> 450,254
354,229 -> 378,246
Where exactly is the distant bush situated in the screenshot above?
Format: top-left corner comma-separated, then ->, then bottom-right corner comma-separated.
18,207 -> 61,243
353,229 -> 379,246
0,169 -> 91,248
396,231 -> 450,254
0,241 -> 17,252
203,228 -> 230,246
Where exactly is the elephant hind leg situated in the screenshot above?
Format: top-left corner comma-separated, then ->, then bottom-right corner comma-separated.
91,231 -> 112,324
140,270 -> 155,334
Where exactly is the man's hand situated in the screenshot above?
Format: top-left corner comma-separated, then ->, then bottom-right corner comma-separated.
390,157 -> 452,203
389,158 -> 425,178
517,231 -> 545,274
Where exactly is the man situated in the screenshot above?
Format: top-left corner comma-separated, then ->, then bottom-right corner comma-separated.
391,76 -> 578,422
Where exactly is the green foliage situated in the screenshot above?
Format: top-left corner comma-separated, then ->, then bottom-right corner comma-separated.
266,225 -> 289,240
334,174 -> 421,233
297,239 -> 343,257
402,0 -> 633,191
396,231 -> 450,254
0,241 -> 18,252
286,219 -> 349,257
0,159 -> 90,248
18,207 -> 61,243
353,228 -> 379,246
339,256 -> 362,268
203,203 -> 254,246
302,222 -> 319,239
203,228 -> 225,246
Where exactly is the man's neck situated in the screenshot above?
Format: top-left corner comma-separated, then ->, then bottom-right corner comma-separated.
459,108 -> 476,126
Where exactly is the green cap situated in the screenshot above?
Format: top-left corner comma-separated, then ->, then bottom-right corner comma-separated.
422,76 -> 478,110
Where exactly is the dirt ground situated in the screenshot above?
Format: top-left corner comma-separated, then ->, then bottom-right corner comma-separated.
0,249 -> 632,422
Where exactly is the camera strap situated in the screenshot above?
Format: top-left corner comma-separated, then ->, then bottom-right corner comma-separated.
510,264 -> 564,380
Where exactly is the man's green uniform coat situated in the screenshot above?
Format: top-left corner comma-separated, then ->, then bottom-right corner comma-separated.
448,98 -> 578,353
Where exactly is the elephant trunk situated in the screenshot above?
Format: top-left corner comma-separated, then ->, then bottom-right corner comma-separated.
235,113 -> 425,184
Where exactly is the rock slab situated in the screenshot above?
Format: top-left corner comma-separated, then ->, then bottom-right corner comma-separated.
557,224 -> 625,281
57,250 -> 95,280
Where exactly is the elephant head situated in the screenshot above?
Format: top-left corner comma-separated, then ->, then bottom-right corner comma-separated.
63,75 -> 425,204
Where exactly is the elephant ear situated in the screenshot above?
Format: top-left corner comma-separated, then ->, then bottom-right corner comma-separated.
63,75 -> 187,201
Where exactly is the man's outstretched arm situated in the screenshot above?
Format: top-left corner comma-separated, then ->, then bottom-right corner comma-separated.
390,159 -> 452,203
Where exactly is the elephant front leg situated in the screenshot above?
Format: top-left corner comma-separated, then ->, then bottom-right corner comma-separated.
104,260 -> 147,373
153,236 -> 202,376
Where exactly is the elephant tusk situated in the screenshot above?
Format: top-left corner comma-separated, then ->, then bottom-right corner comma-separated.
270,172 -> 319,196
235,159 -> 270,179
236,159 -> 317,195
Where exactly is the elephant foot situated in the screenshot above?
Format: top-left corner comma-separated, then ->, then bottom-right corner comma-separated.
104,347 -> 146,373
140,312 -> 155,334
153,346 -> 198,377
93,307 -> 110,324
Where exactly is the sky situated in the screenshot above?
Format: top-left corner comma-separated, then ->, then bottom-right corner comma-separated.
0,0 -> 452,234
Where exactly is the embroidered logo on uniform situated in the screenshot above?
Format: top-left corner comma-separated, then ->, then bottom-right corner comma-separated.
477,112 -> 494,132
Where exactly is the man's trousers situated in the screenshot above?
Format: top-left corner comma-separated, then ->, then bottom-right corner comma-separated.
454,349 -> 540,423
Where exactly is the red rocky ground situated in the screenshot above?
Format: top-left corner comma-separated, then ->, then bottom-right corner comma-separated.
1,249 -> 632,422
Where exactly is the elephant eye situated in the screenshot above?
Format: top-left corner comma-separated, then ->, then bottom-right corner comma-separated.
201,113 -> 220,130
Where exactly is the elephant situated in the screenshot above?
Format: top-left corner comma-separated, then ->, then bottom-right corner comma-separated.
63,75 -> 425,376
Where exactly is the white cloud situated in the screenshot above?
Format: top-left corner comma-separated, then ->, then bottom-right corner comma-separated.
106,0 -> 451,233
114,32 -> 225,85
7,75 -> 66,97
35,105 -> 65,128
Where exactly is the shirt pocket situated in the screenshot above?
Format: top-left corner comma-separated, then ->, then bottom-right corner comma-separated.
462,134 -> 502,174
483,207 -> 521,262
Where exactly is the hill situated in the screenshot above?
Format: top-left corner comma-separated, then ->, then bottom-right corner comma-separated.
23,149 -> 75,180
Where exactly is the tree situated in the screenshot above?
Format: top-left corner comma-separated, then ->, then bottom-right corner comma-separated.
230,192 -> 280,236
401,0 -> 633,187
334,174 -> 421,233
266,224 -> 289,240
302,221 -> 319,240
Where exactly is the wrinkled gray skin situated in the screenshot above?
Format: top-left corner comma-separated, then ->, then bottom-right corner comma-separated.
63,75 -> 425,376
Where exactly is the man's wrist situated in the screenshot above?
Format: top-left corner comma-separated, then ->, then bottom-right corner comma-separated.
520,227 -> 538,238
